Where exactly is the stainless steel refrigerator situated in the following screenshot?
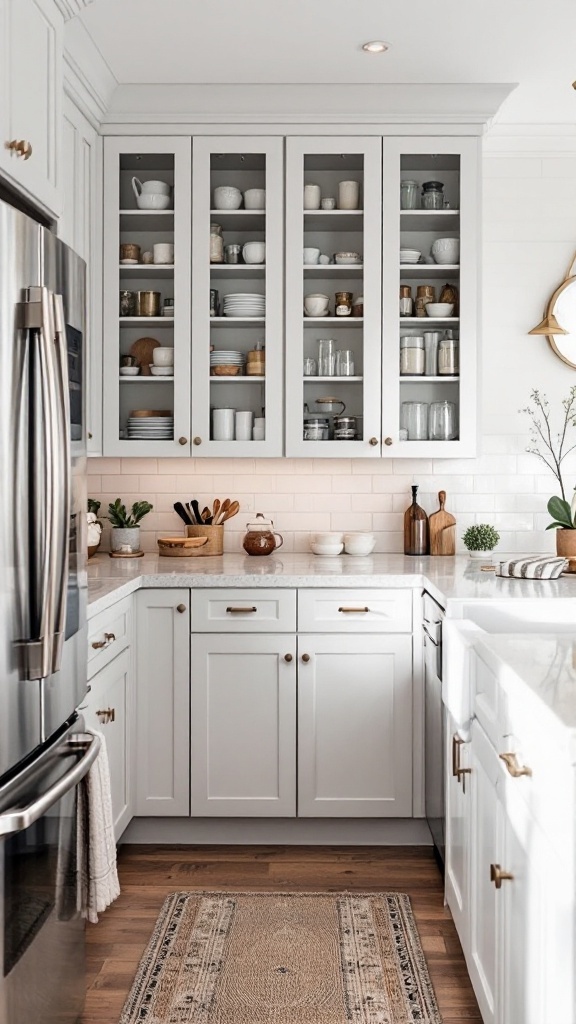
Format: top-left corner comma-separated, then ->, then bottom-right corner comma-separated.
0,198 -> 100,1024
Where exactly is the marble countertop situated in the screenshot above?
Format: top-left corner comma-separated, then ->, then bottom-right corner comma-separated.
86,551 -> 576,618
474,634 -> 576,735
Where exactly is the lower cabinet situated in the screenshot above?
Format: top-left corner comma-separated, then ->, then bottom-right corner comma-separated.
297,634 -> 413,817
444,710 -> 471,962
134,589 -> 190,815
190,633 -> 297,816
83,647 -> 132,841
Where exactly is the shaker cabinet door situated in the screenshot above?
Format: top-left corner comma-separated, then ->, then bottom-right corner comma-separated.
83,648 -> 132,841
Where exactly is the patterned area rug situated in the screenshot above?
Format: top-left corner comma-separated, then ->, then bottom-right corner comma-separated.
119,891 -> 442,1023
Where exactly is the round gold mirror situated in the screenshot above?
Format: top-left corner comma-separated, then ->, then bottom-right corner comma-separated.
547,276 -> 576,368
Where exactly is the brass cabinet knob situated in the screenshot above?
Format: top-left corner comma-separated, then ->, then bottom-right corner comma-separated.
176,603 -> 187,613
490,863 -> 514,889
301,653 -> 311,663
369,437 -> 379,446
91,632 -> 115,650
499,752 -> 532,778
88,432 -> 93,439
178,436 -> 188,446
384,437 -> 393,446
6,139 -> 33,160
284,653 -> 293,662
95,707 -> 115,724
193,436 -> 202,445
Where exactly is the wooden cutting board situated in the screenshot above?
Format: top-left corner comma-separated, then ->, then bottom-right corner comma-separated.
129,336 -> 160,375
429,490 -> 456,556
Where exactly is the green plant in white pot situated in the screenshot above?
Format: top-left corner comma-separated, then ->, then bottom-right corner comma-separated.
462,524 -> 500,560
107,499 -> 153,554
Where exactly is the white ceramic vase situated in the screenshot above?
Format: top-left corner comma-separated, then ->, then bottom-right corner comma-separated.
110,526 -> 141,553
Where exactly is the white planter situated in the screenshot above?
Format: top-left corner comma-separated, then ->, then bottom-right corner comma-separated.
110,526 -> 141,553
467,549 -> 495,560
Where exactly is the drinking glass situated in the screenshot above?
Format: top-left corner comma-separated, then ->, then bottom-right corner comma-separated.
429,401 -> 457,440
400,402 -> 428,440
318,339 -> 335,376
303,357 -> 317,376
336,350 -> 355,376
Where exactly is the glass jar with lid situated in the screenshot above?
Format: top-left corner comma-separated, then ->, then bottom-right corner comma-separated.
210,222 -> 224,263
400,180 -> 420,210
421,180 -> 445,210
438,333 -> 459,375
400,336 -> 425,375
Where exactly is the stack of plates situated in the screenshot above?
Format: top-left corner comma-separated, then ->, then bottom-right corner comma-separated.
210,351 -> 244,367
222,293 -> 265,318
127,413 -> 173,439
400,249 -> 422,264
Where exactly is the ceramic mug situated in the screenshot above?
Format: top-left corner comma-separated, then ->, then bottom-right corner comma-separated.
235,410 -> 254,441
212,408 -> 235,441
303,184 -> 321,210
338,180 -> 360,210
153,243 -> 174,264
303,247 -> 320,265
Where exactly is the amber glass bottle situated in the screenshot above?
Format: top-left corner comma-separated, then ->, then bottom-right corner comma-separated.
404,484 -> 429,555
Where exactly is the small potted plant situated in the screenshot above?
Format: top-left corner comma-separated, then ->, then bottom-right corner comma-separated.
87,498 -> 103,558
462,524 -> 500,560
107,498 -> 153,554
521,388 -> 576,558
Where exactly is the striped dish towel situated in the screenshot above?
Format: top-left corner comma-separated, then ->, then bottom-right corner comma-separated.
496,556 -> 568,579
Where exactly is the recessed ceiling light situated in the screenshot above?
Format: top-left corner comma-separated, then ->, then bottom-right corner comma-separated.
362,40 -> 390,54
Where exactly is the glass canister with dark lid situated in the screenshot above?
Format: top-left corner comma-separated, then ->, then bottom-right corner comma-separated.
421,180 -> 444,210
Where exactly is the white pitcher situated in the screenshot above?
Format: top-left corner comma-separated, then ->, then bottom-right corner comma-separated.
131,177 -> 170,200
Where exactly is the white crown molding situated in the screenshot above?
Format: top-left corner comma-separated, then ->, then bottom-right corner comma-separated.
63,17 -> 117,128
102,82 -> 517,128
52,0 -> 94,20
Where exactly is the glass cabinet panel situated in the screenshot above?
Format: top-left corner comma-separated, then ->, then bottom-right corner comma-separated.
285,138 -> 383,457
102,137 -> 192,455
382,137 -> 478,458
191,136 -> 283,456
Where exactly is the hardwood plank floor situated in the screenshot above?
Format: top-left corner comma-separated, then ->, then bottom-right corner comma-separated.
82,845 -> 481,1024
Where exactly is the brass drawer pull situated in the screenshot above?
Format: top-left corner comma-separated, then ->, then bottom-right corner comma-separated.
499,752 -> 532,778
452,734 -> 464,777
338,606 -> 370,613
6,139 -> 33,160
490,863 -> 513,889
226,606 -> 257,614
96,707 -> 115,724
91,632 -> 116,650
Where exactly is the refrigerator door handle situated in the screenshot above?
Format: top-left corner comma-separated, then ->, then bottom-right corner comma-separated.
16,286 -> 64,680
0,732 -> 100,837
50,293 -> 71,673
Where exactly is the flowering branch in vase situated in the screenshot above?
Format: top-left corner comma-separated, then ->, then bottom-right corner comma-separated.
520,386 -> 576,529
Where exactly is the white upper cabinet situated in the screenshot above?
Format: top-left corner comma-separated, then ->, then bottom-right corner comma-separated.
0,0 -> 62,215
382,137 -> 479,457
102,136 -> 192,455
285,137 -> 383,457
191,136 -> 284,456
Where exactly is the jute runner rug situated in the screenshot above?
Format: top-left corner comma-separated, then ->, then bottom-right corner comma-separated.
119,891 -> 442,1023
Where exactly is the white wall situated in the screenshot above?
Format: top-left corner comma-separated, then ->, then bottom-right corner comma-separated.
88,136 -> 576,555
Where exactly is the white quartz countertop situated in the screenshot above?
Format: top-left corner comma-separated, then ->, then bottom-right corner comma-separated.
474,634 -> 576,735
86,552 -> 576,618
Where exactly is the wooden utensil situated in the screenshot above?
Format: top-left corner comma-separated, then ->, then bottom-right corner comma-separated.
215,498 -> 231,525
429,490 -> 456,556
212,498 -> 221,524
191,499 -> 203,526
220,500 -> 240,523
185,502 -> 196,525
129,336 -> 160,376
201,506 -> 213,524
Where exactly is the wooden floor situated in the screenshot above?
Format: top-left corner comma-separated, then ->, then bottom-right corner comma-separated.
83,845 -> 481,1023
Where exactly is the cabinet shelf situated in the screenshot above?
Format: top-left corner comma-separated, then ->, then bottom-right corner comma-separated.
400,317 -> 459,324
210,375 -> 265,383
119,317 -> 174,326
400,210 -> 460,231
400,375 -> 459,383
399,264 -> 459,276
119,210 -> 174,231
210,316 -> 266,326
303,317 -> 363,327
304,376 -> 363,383
119,376 -> 174,382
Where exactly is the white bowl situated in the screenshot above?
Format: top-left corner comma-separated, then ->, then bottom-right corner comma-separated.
243,188 -> 265,209
334,252 -> 361,264
311,532 -> 343,543
242,241 -> 266,264
150,365 -> 173,376
343,533 -> 376,555
304,293 -> 330,317
213,185 -> 242,210
152,347 -> 175,367
310,542 -> 344,556
119,366 -> 140,376
135,194 -> 171,210
426,303 -> 454,317
431,238 -> 460,264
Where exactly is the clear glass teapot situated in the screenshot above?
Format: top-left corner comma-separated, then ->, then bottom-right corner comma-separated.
242,513 -> 284,556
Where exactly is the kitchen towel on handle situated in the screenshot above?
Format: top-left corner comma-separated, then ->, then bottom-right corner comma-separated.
496,556 -> 568,579
76,728 -> 120,923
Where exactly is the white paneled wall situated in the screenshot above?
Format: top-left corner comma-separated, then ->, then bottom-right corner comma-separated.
88,139 -> 576,556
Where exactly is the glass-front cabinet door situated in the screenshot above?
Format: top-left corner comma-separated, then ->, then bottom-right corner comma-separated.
102,137 -> 192,455
382,137 -> 479,457
285,138 -> 383,457
191,136 -> 283,456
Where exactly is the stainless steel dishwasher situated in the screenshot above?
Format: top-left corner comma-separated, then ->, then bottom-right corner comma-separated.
423,591 -> 445,868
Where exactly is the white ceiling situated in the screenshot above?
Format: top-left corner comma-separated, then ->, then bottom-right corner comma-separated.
79,0 -> 576,124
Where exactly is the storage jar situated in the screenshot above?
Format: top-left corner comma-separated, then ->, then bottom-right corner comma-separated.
438,335 -> 459,375
400,180 -> 419,210
400,336 -> 425,375
210,223 -> 224,263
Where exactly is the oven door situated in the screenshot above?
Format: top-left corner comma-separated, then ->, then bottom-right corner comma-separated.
0,726 -> 99,1024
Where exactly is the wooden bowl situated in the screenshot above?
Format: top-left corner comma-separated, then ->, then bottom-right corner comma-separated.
211,365 -> 242,376
157,536 -> 209,557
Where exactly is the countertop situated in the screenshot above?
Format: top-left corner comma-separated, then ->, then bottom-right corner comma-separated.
86,552 -> 576,618
474,634 -> 576,737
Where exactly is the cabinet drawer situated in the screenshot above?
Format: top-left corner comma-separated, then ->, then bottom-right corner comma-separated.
87,596 -> 132,678
190,589 -> 296,632
298,589 -> 412,632
472,654 -> 503,749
